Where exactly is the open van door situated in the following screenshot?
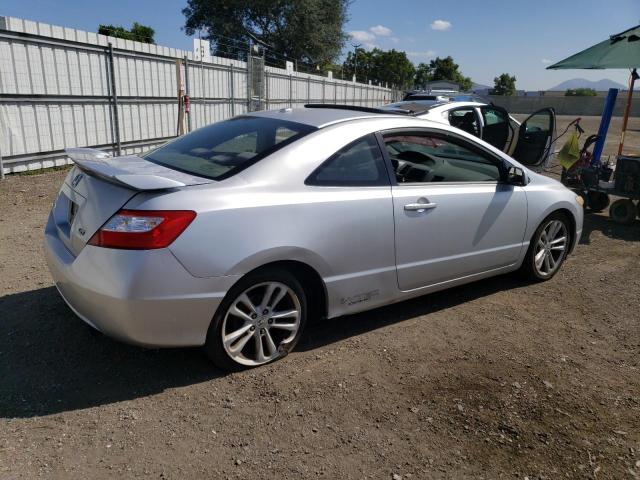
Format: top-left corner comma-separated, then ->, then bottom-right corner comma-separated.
511,108 -> 556,167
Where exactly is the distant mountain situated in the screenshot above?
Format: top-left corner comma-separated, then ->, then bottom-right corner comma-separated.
548,78 -> 627,91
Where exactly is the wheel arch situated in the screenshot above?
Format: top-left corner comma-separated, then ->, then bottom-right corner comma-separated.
532,207 -> 577,255
226,259 -> 328,322
552,208 -> 577,254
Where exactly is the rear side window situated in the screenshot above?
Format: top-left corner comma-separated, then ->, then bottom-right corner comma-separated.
144,116 -> 315,180
306,134 -> 389,186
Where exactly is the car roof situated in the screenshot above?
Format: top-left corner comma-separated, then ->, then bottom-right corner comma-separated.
416,101 -> 488,115
435,101 -> 487,109
246,106 -> 410,129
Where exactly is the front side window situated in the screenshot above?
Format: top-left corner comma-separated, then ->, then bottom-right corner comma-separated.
383,132 -> 501,183
145,116 -> 315,180
306,134 -> 389,186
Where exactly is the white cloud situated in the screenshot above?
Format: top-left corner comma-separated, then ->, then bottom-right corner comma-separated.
430,19 -> 452,31
407,50 -> 437,58
390,36 -> 399,44
370,25 -> 392,37
349,30 -> 376,43
541,58 -> 552,64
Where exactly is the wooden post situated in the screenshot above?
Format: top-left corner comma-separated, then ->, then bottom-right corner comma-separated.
176,59 -> 186,136
183,56 -> 191,132
618,68 -> 638,156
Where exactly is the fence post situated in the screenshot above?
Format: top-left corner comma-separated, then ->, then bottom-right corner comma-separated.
183,56 -> 191,132
229,64 -> 235,116
289,74 -> 293,108
107,43 -> 121,155
265,70 -> 269,110
307,76 -> 310,104
246,50 -> 252,112
0,147 -> 4,180
322,79 -> 325,104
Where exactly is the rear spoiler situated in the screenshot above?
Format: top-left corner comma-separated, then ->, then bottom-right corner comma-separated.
65,148 -> 212,190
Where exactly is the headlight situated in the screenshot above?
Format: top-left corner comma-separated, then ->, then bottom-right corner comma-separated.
575,195 -> 585,207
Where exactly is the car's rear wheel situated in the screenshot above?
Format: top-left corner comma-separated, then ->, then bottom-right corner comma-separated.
520,212 -> 570,281
204,268 -> 307,371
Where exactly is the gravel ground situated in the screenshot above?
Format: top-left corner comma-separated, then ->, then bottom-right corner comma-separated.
1,116 -> 639,479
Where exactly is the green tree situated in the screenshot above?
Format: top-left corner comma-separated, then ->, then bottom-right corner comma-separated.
428,56 -> 472,91
414,62 -> 431,89
491,73 -> 517,96
183,0 -> 349,66
565,88 -> 597,96
374,49 -> 415,89
98,22 -> 155,43
343,48 -> 415,88
343,48 -> 374,82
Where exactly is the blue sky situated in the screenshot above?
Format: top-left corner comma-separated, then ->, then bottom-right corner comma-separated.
2,0 -> 639,89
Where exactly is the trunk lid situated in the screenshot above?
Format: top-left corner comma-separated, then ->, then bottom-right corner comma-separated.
52,148 -> 213,256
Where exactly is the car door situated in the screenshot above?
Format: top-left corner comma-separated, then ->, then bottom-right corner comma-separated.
304,133 -> 397,313
479,105 -> 512,152
381,129 -> 528,291
511,108 -> 555,167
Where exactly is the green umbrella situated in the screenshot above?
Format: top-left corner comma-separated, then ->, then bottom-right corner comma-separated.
547,25 -> 640,69
547,25 -> 640,155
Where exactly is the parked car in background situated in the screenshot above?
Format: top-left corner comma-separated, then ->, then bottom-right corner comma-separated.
382,100 -> 556,168
45,105 -> 580,371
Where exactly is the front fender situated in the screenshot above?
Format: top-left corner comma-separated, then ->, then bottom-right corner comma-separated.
524,192 -> 583,253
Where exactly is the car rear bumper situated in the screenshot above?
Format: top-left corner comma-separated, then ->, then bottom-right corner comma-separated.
44,212 -> 239,347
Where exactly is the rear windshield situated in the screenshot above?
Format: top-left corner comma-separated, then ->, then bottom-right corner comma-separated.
144,116 -> 316,180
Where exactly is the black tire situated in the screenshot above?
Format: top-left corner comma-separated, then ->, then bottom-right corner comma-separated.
609,199 -> 636,225
586,191 -> 610,212
520,212 -> 571,282
203,268 -> 307,371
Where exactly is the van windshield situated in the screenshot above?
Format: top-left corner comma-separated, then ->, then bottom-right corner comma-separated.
144,116 -> 316,180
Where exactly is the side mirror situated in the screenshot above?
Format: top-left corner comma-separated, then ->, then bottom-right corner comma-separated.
505,165 -> 527,186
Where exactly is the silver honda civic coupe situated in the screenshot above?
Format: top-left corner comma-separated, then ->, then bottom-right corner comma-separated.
44,105 -> 583,370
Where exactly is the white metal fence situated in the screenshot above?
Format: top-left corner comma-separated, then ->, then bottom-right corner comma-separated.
0,16 -> 398,175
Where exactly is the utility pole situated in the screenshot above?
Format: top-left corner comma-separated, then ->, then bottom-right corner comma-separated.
352,43 -> 361,82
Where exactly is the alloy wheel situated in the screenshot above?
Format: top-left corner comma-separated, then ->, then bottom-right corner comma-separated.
221,282 -> 301,366
533,219 -> 568,278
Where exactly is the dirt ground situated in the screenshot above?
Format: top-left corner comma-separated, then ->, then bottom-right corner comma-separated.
1,116 -> 639,479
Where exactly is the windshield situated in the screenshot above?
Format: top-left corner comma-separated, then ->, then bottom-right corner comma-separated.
144,116 -> 316,180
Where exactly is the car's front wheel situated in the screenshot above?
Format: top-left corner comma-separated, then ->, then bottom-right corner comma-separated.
520,212 -> 571,281
204,268 -> 307,371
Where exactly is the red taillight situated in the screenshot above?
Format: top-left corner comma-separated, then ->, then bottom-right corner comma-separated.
88,209 -> 196,249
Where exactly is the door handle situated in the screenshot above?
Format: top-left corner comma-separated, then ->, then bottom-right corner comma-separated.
404,201 -> 437,212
